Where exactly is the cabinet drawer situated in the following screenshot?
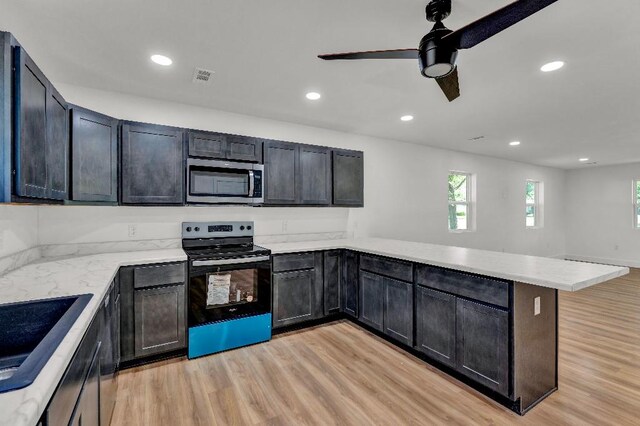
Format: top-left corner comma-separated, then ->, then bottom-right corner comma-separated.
416,265 -> 509,308
360,254 -> 413,283
133,263 -> 185,289
272,253 -> 315,272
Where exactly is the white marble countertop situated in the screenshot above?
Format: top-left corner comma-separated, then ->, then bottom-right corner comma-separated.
0,249 -> 187,426
263,238 -> 629,291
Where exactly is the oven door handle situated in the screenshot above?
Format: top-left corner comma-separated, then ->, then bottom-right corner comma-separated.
248,170 -> 255,197
192,255 -> 271,267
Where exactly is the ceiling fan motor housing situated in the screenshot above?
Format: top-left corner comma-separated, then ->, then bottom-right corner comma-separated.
419,22 -> 458,78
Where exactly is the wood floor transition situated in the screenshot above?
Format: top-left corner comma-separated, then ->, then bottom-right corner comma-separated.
111,269 -> 640,426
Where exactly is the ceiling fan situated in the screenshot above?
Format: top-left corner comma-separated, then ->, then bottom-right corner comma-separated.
318,0 -> 559,102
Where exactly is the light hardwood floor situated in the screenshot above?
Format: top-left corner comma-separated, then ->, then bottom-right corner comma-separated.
111,269 -> 640,426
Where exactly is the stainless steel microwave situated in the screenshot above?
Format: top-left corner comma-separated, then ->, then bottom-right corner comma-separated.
186,158 -> 264,204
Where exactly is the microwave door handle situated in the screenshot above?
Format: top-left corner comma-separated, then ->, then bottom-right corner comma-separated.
248,170 -> 255,196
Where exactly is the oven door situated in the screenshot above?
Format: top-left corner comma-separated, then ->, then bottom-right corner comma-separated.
187,158 -> 263,204
188,255 -> 271,326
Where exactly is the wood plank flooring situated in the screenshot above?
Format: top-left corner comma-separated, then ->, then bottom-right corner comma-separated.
111,269 -> 640,426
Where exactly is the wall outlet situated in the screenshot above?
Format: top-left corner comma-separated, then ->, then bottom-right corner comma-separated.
128,224 -> 137,238
534,296 -> 541,316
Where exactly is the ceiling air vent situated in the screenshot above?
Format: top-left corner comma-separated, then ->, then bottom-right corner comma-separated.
468,136 -> 485,141
192,67 -> 214,85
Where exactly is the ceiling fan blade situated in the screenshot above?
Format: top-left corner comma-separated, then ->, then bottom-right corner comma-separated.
318,49 -> 419,60
436,68 -> 460,102
442,0 -> 558,50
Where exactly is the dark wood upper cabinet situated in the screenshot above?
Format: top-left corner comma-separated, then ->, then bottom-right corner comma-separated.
299,144 -> 331,205
188,130 -> 262,163
264,140 -> 298,205
121,122 -> 185,205
70,106 -> 118,202
227,135 -> 262,163
13,46 -> 68,200
332,149 -> 364,207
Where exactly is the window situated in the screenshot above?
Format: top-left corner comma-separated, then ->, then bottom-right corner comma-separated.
634,180 -> 640,228
448,172 -> 472,231
526,180 -> 540,228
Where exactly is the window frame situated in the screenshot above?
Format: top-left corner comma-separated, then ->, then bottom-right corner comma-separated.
525,180 -> 541,229
448,171 -> 474,232
633,179 -> 640,229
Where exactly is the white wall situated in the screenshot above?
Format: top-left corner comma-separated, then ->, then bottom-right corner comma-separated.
566,162 -> 640,267
0,205 -> 39,257
32,84 -> 567,257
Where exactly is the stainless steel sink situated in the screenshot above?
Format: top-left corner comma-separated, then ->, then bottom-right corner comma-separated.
0,294 -> 92,393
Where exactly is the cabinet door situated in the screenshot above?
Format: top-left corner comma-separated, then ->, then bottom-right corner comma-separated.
456,299 -> 509,396
299,144 -> 331,205
100,282 -> 117,426
188,130 -> 227,159
45,87 -> 68,200
272,269 -> 320,328
263,140 -> 297,204
228,135 -> 263,162
121,122 -> 184,204
384,278 -> 413,346
69,343 -> 101,426
323,250 -> 341,315
133,284 -> 186,358
415,286 -> 456,368
359,271 -> 384,332
13,47 -> 48,199
342,251 -> 358,318
70,106 -> 118,202
332,149 -> 363,207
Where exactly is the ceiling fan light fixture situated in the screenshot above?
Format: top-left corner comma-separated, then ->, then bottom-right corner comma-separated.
423,63 -> 454,78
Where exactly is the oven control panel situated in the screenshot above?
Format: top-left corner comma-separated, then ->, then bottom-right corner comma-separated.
182,221 -> 254,238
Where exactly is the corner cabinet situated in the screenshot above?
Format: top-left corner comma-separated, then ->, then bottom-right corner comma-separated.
13,46 -> 68,201
332,149 -> 363,207
70,106 -> 118,203
121,122 -> 185,205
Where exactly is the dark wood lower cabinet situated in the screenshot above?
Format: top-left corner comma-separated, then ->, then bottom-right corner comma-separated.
415,285 -> 457,368
68,342 -> 101,426
359,271 -> 384,331
383,278 -> 413,346
133,284 -> 186,358
456,298 -> 509,396
342,251 -> 359,318
272,268 -> 322,328
323,250 -> 342,315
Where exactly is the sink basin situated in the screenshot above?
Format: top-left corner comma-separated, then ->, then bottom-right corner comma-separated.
0,294 -> 92,393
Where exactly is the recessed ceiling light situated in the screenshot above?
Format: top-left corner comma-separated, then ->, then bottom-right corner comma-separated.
509,141 -> 521,146
540,61 -> 564,72
305,92 -> 321,101
151,54 -> 173,66
400,115 -> 414,122
579,157 -> 590,162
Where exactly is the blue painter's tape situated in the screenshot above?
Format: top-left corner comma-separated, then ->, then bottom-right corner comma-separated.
188,313 -> 272,359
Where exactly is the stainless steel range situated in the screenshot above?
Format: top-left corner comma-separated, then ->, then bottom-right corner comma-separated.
182,221 -> 272,358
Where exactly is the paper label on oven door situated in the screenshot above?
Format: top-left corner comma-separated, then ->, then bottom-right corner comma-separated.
207,273 -> 231,306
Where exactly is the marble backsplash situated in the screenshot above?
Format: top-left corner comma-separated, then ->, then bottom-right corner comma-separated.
0,231 -> 348,277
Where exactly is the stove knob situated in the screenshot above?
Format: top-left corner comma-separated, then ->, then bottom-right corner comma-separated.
247,225 -> 252,230
195,227 -> 200,232
240,226 -> 245,230
186,227 -> 192,232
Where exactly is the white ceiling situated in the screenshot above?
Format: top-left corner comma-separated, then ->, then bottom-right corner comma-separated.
1,0 -> 639,169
